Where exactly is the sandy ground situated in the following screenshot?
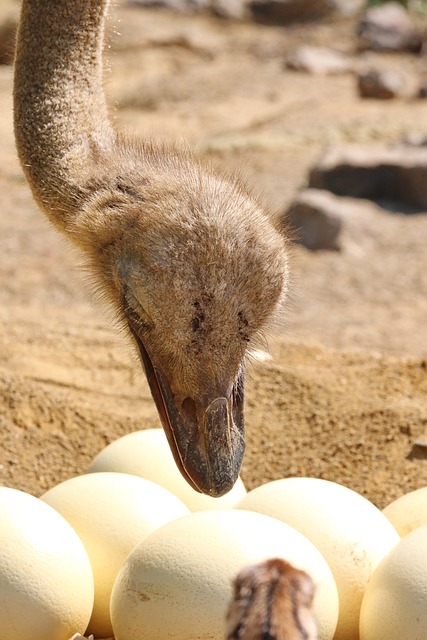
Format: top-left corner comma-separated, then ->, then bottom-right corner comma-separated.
1,3 -> 427,522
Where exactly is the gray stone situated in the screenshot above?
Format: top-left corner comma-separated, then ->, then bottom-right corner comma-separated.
357,2 -> 423,53
212,0 -> 250,19
286,46 -> 353,75
126,0 -> 211,13
332,0 -> 365,17
403,131 -> 427,146
309,144 -> 427,210
127,0 -> 250,17
286,188 -> 377,251
357,68 -> 409,99
249,0 -> 335,23
126,0 -> 360,19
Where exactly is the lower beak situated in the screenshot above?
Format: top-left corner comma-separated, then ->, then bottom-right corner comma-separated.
127,319 -> 245,497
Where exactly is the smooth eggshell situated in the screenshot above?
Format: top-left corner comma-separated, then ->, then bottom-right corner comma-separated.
87,428 -> 246,510
360,523 -> 427,640
383,486 -> 427,537
110,509 -> 339,640
236,477 -> 400,640
41,472 -> 189,638
0,486 -> 94,640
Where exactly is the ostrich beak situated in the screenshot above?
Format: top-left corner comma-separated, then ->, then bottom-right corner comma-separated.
127,317 -> 245,497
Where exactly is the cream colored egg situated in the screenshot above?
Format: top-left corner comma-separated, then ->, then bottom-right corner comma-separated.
111,509 -> 339,640
87,428 -> 246,510
360,523 -> 427,640
0,486 -> 94,640
383,486 -> 427,537
41,472 -> 189,638
236,477 -> 400,640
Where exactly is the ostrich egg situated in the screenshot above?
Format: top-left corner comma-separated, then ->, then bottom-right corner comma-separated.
360,523 -> 427,640
236,477 -> 400,640
110,509 -> 339,640
383,486 -> 427,537
87,428 -> 246,510
0,486 -> 94,640
41,471 -> 189,638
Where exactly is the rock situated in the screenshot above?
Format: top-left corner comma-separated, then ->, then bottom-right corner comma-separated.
127,0 -> 250,17
309,144 -> 427,210
286,188 -> 377,252
211,0 -> 250,19
126,0 -> 211,13
286,46 -> 353,75
403,131 -> 427,146
333,0 -> 365,17
357,68 -> 409,99
357,2 -> 423,53
125,0 -> 359,19
249,0 -> 335,23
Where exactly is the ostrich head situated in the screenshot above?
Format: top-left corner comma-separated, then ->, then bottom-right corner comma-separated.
227,559 -> 317,640
75,150 -> 289,497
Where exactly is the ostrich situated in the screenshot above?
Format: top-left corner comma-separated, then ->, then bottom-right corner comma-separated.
13,1 -> 289,497
227,559 -> 317,640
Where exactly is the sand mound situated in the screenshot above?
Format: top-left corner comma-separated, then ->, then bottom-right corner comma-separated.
1,307 -> 425,508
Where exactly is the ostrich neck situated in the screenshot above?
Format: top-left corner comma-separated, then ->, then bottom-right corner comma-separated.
13,0 -> 114,228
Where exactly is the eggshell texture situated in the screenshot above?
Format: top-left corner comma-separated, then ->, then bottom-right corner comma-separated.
360,523 -> 427,639
0,486 -> 94,640
41,472 -> 189,638
382,486 -> 427,537
110,509 -> 339,640
87,428 -> 246,510
236,477 -> 400,640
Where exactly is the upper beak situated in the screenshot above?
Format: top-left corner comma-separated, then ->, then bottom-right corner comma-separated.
127,316 -> 245,497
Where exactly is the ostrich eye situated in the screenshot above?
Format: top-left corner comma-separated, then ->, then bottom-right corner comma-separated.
123,285 -> 152,330
238,311 -> 250,343
191,300 -> 205,333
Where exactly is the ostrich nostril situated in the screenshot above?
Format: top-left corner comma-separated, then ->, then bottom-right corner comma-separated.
181,396 -> 198,426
